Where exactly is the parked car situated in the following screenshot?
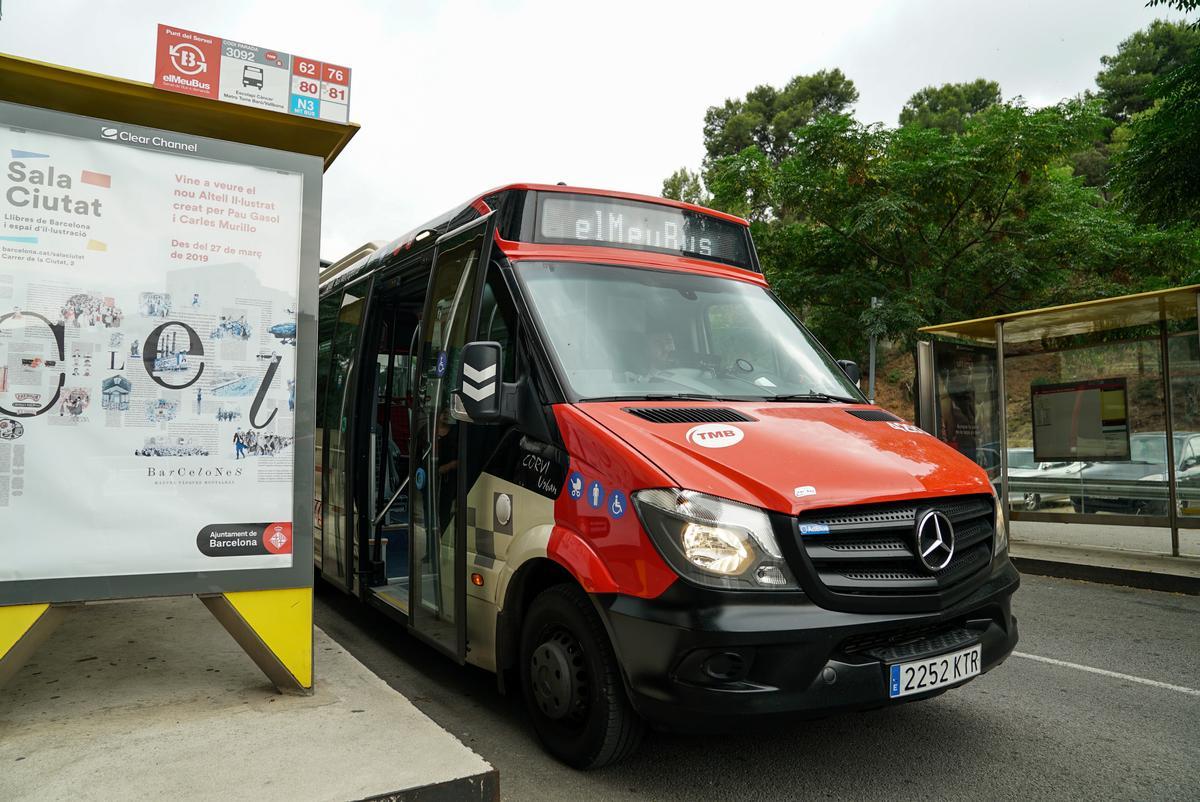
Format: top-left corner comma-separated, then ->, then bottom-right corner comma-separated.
1140,445 -> 1200,515
1178,459 -> 1200,515
1006,448 -> 1084,511
1071,432 -> 1200,515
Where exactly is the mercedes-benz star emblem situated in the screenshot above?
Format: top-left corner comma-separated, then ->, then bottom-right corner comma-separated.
914,509 -> 955,573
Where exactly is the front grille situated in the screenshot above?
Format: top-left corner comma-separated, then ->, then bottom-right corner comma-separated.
863,627 -> 978,663
795,495 -> 994,605
841,620 -> 954,655
623,407 -> 755,424
841,620 -> 978,663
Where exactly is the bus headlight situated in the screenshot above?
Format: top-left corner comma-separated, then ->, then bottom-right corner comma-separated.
994,496 -> 1009,556
633,489 -> 798,590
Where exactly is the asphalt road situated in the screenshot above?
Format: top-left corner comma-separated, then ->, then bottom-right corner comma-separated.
314,574 -> 1200,801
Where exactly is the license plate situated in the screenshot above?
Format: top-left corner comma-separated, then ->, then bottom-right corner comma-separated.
888,644 -> 981,698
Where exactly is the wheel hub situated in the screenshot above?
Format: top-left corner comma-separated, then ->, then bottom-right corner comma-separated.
530,630 -> 586,721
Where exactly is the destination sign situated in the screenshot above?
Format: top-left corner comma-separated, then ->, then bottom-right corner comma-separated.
535,194 -> 752,269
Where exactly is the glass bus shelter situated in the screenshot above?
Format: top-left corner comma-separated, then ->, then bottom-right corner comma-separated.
916,285 -> 1200,558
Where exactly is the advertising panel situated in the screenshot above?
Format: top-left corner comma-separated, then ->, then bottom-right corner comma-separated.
0,101 -> 319,603
1032,378 -> 1131,462
932,340 -> 1001,479
154,25 -> 351,123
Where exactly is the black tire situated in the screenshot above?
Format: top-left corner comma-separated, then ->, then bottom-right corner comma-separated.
1024,493 -> 1041,511
1071,497 -> 1085,513
519,583 -> 644,769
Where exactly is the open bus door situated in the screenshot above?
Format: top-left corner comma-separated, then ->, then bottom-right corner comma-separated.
408,212 -> 497,661
321,276 -> 374,593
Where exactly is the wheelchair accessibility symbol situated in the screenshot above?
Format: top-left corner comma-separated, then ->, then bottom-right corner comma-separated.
608,490 -> 626,519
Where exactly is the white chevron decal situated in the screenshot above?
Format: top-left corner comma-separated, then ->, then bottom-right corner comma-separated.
462,382 -> 497,402
463,362 -> 497,383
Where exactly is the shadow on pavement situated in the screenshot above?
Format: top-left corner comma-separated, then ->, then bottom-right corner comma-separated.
314,580 -> 1024,801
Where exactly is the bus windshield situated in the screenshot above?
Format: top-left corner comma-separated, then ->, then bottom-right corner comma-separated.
516,261 -> 864,403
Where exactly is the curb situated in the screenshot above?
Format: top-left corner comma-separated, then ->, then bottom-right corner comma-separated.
359,769 -> 500,802
1013,556 -> 1200,596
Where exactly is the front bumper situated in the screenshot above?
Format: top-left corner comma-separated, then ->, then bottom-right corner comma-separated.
596,557 -> 1020,731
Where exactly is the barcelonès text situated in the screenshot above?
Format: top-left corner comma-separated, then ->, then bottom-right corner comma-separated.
0,311 -> 283,430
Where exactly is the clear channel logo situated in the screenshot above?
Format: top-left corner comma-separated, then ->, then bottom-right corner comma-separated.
98,125 -> 198,153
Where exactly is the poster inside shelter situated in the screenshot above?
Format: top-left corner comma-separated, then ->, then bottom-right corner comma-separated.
0,118 -> 304,581
1032,378 -> 1131,462
932,340 -> 1000,480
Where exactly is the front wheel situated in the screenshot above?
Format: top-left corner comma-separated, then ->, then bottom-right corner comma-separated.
519,583 -> 644,769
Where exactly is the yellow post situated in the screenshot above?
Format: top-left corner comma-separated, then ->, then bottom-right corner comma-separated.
0,603 -> 69,689
201,587 -> 313,694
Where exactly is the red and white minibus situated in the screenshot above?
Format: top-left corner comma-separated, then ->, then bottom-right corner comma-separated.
315,184 -> 1019,767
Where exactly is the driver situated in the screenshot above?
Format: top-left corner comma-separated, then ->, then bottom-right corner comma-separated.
625,331 -> 676,383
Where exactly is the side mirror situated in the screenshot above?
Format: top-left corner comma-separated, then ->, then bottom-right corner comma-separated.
836,359 -> 861,384
452,341 -> 506,423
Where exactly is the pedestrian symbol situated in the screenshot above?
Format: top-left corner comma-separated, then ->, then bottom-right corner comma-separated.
567,471 -> 584,500
587,480 -> 604,509
436,351 -> 448,377
608,490 -> 626,519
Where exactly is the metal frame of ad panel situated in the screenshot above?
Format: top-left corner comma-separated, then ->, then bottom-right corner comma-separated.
929,338 -> 1001,478
0,100 -> 320,605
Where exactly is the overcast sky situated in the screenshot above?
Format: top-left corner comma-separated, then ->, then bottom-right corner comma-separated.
0,0 -> 1178,260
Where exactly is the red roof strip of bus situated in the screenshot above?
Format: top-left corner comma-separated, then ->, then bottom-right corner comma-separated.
495,240 -> 769,286
474,182 -> 751,228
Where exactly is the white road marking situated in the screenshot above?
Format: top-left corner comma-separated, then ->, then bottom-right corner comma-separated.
1014,651 -> 1200,698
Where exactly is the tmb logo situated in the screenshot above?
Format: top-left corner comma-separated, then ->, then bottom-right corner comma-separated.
686,423 -> 745,449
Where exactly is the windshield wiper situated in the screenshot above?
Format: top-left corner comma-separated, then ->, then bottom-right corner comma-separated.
768,391 -> 860,404
581,392 -> 758,402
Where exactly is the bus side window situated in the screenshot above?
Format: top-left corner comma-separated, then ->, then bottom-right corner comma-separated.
316,289 -> 345,425
463,263 -> 521,493
477,262 -> 518,383
315,288 -> 345,550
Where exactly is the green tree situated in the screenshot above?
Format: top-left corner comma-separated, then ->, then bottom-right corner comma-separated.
703,101 -> 1200,363
1110,1 -> 1200,224
701,70 -> 858,167
1095,19 -> 1200,122
661,167 -> 709,205
897,79 -> 1002,133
